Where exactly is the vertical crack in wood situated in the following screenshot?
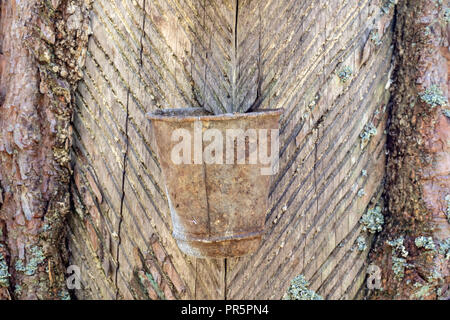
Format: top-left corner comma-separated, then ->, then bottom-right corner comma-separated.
202,0 -> 208,112
256,3 -> 262,107
115,75 -> 129,299
194,258 -> 198,299
231,0 -> 239,113
314,126 -> 319,244
224,258 -> 228,300
115,0 -> 146,299
202,161 -> 211,237
247,2 -> 262,113
223,0 -> 240,299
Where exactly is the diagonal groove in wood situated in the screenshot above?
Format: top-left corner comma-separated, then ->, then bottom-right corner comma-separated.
115,0 -> 146,299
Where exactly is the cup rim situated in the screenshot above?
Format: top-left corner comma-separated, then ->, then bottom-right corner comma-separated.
146,107 -> 283,122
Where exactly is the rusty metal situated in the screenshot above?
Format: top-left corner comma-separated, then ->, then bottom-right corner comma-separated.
147,108 -> 283,258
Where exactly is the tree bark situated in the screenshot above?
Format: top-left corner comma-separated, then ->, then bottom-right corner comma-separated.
0,0 -> 91,299
369,0 -> 450,300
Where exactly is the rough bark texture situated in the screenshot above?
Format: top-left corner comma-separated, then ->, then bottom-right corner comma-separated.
368,0 -> 450,300
0,0 -> 91,299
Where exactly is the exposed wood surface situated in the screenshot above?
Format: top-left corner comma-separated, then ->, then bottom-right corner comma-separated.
69,0 -> 395,299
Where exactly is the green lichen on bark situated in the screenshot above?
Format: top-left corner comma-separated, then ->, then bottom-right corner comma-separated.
14,246 -> 46,276
415,236 -> 436,251
444,7 -> 450,23
356,236 -> 367,251
387,237 -> 412,280
419,85 -> 448,108
438,238 -> 450,259
338,66 -> 353,83
412,282 -> 432,299
283,275 -> 323,300
360,122 -> 377,149
360,205 -> 384,233
387,236 -> 409,258
0,253 -> 10,287
391,256 -> 410,280
382,0 -> 397,14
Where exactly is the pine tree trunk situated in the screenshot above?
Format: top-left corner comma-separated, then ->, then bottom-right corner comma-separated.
0,0 -> 90,299
369,0 -> 449,300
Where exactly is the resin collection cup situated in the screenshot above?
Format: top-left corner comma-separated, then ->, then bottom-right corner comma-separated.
147,108 -> 283,258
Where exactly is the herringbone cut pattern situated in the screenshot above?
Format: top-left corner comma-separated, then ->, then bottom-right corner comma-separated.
69,0 -> 395,299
